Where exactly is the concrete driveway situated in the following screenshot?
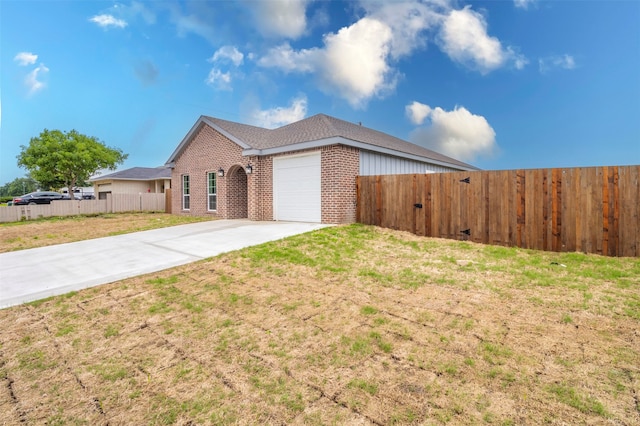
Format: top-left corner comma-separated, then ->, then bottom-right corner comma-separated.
0,220 -> 330,309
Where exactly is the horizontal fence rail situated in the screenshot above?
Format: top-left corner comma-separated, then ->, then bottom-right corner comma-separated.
357,166 -> 639,257
0,193 -> 166,223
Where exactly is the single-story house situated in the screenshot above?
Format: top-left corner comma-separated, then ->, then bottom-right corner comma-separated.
90,167 -> 171,200
165,113 -> 477,224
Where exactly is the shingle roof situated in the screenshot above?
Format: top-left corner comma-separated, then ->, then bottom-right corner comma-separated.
91,167 -> 171,182
167,113 -> 478,170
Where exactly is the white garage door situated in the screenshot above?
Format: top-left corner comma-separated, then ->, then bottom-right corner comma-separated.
273,152 -> 321,222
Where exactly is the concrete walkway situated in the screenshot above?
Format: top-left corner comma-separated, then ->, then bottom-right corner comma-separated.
0,220 -> 330,309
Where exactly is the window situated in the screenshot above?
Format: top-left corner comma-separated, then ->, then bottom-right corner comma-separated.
207,171 -> 217,211
182,175 -> 190,210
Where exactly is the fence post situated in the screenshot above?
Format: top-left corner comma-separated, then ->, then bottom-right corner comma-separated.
165,188 -> 172,214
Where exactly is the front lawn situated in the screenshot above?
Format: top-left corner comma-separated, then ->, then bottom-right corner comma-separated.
0,225 -> 638,424
0,212 -> 212,253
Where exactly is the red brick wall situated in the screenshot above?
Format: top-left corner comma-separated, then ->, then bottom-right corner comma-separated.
171,123 -> 361,224
248,155 -> 273,221
171,124 -> 249,218
321,145 -> 360,224
226,165 -> 248,219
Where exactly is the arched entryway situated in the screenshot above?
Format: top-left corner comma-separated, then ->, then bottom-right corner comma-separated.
225,165 -> 248,219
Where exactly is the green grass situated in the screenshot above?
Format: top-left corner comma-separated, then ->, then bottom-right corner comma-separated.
547,383 -> 609,417
1,223 -> 637,425
55,322 -> 75,336
360,305 -> 378,315
18,350 -> 56,371
348,378 -> 378,395
103,324 -> 120,338
90,361 -> 129,381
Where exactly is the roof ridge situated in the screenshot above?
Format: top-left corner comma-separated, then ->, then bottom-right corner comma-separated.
316,113 -> 340,135
206,116 -> 271,132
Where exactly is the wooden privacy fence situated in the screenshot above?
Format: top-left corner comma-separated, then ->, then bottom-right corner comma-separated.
357,165 -> 639,257
0,193 -> 167,223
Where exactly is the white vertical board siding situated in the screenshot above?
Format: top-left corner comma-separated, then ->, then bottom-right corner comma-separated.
273,152 -> 322,222
359,151 -> 456,176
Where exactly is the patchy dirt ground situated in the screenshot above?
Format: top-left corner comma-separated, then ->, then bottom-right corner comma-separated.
0,213 -> 211,253
0,225 -> 638,425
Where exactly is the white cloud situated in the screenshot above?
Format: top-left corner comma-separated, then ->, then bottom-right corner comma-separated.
89,14 -> 128,28
251,96 -> 307,129
320,18 -> 396,107
405,101 -> 432,125
259,18 -> 396,108
25,64 -> 50,95
257,43 -> 316,73
249,0 -> 309,39
257,0 -> 453,109
514,0 -> 536,10
205,68 -> 232,91
408,103 -> 497,162
438,6 -> 526,74
210,46 -> 244,66
14,52 -> 38,66
258,2 -> 526,107
206,46 -> 245,90
359,0 -> 444,59
539,54 -> 576,73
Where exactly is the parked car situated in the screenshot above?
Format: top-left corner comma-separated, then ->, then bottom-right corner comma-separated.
12,191 -> 65,205
62,194 -> 83,200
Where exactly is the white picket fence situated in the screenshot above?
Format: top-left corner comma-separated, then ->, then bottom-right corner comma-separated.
0,193 -> 166,223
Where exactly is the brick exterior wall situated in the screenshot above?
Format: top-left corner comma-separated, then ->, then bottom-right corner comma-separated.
248,155 -> 273,221
226,165 -> 248,219
321,145 -> 360,224
171,124 -> 361,224
171,124 -> 249,219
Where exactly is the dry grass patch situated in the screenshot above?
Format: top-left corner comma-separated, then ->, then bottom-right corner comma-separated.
0,224 -> 638,425
0,213 -> 212,253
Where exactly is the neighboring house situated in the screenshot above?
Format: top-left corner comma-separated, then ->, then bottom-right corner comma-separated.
166,113 -> 478,224
90,167 -> 171,200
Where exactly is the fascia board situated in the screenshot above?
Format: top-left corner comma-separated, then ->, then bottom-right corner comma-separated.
92,177 -> 169,182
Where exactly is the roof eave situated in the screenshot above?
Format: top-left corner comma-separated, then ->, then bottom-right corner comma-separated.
243,137 -> 478,171
91,177 -> 170,182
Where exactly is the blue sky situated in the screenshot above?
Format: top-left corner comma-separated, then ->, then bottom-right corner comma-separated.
2,0 -> 639,184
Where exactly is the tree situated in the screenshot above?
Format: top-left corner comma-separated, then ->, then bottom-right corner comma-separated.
17,129 -> 127,197
0,176 -> 39,196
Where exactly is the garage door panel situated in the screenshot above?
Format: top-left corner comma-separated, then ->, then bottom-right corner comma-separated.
274,153 -> 321,222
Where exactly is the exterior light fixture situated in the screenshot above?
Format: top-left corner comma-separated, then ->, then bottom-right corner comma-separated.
217,168 -> 224,177
245,163 -> 253,174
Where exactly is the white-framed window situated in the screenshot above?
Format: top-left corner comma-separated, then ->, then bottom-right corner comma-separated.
207,171 -> 217,211
182,175 -> 190,210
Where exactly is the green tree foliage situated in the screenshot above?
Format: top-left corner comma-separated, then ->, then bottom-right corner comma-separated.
17,129 -> 127,196
0,176 -> 38,196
